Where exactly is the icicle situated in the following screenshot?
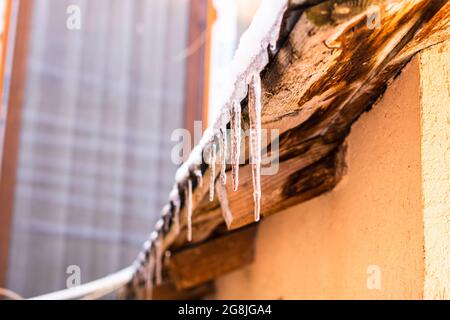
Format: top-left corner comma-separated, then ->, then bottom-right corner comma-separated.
146,249 -> 156,300
209,142 -> 217,201
172,200 -> 180,236
186,179 -> 193,242
248,73 -> 262,222
194,168 -> 203,187
231,101 -> 241,191
170,187 -> 181,236
154,235 -> 163,286
215,181 -> 233,228
220,128 -> 227,185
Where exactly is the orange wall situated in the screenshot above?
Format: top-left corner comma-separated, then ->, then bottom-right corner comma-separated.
214,58 -> 426,299
420,42 -> 450,299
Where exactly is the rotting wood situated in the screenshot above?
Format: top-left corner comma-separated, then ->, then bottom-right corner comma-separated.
169,144 -> 346,246
127,0 -> 450,299
213,145 -> 346,231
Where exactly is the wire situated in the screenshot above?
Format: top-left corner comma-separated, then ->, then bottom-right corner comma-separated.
0,287 -> 23,300
28,266 -> 135,300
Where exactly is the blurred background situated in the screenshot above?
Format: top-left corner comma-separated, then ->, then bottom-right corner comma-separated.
0,0 -> 261,298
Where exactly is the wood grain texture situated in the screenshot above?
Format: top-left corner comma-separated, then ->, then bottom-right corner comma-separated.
168,0 -> 449,250
122,280 -> 215,300
128,0 -> 450,299
168,226 -> 257,289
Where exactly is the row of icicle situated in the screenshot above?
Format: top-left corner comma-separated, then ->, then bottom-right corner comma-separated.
206,74 -> 262,224
131,73 -> 262,298
131,0 -> 288,299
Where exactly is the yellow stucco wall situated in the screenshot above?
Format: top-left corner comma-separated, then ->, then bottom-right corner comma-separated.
420,41 -> 450,300
214,54 -> 434,299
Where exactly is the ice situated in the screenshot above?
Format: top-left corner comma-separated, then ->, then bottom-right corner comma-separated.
220,128 -> 227,185
24,0 -> 291,300
216,181 -> 233,227
186,179 -> 193,242
172,0 -> 287,189
231,101 -> 241,191
248,74 -> 262,222
209,142 -> 217,201
154,236 -> 163,286
194,168 -> 203,187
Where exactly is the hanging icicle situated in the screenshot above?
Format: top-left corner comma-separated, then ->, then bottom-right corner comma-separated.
145,248 -> 156,300
220,128 -> 227,185
170,188 -> 181,236
231,101 -> 241,191
186,179 -> 193,242
209,142 -> 217,201
248,73 -> 262,222
215,181 -> 233,227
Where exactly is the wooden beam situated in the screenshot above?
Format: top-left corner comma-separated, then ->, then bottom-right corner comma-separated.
129,0 -> 450,298
0,0 -> 33,289
220,145 -> 346,230
168,226 -> 257,290
167,0 -> 450,251
168,145 -> 346,250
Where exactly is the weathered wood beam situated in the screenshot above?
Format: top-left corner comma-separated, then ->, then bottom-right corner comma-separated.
168,226 -> 257,290
168,144 -> 345,248
170,0 -> 450,249
128,0 -> 450,299
152,281 -> 215,300
121,280 -> 215,300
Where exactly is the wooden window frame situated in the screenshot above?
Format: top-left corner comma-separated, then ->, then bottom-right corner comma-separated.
0,0 -> 33,289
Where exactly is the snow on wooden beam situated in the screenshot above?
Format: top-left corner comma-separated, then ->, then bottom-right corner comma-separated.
166,0 -> 449,250
212,146 -> 346,231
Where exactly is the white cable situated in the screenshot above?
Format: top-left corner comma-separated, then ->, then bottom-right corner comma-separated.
28,266 -> 135,300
